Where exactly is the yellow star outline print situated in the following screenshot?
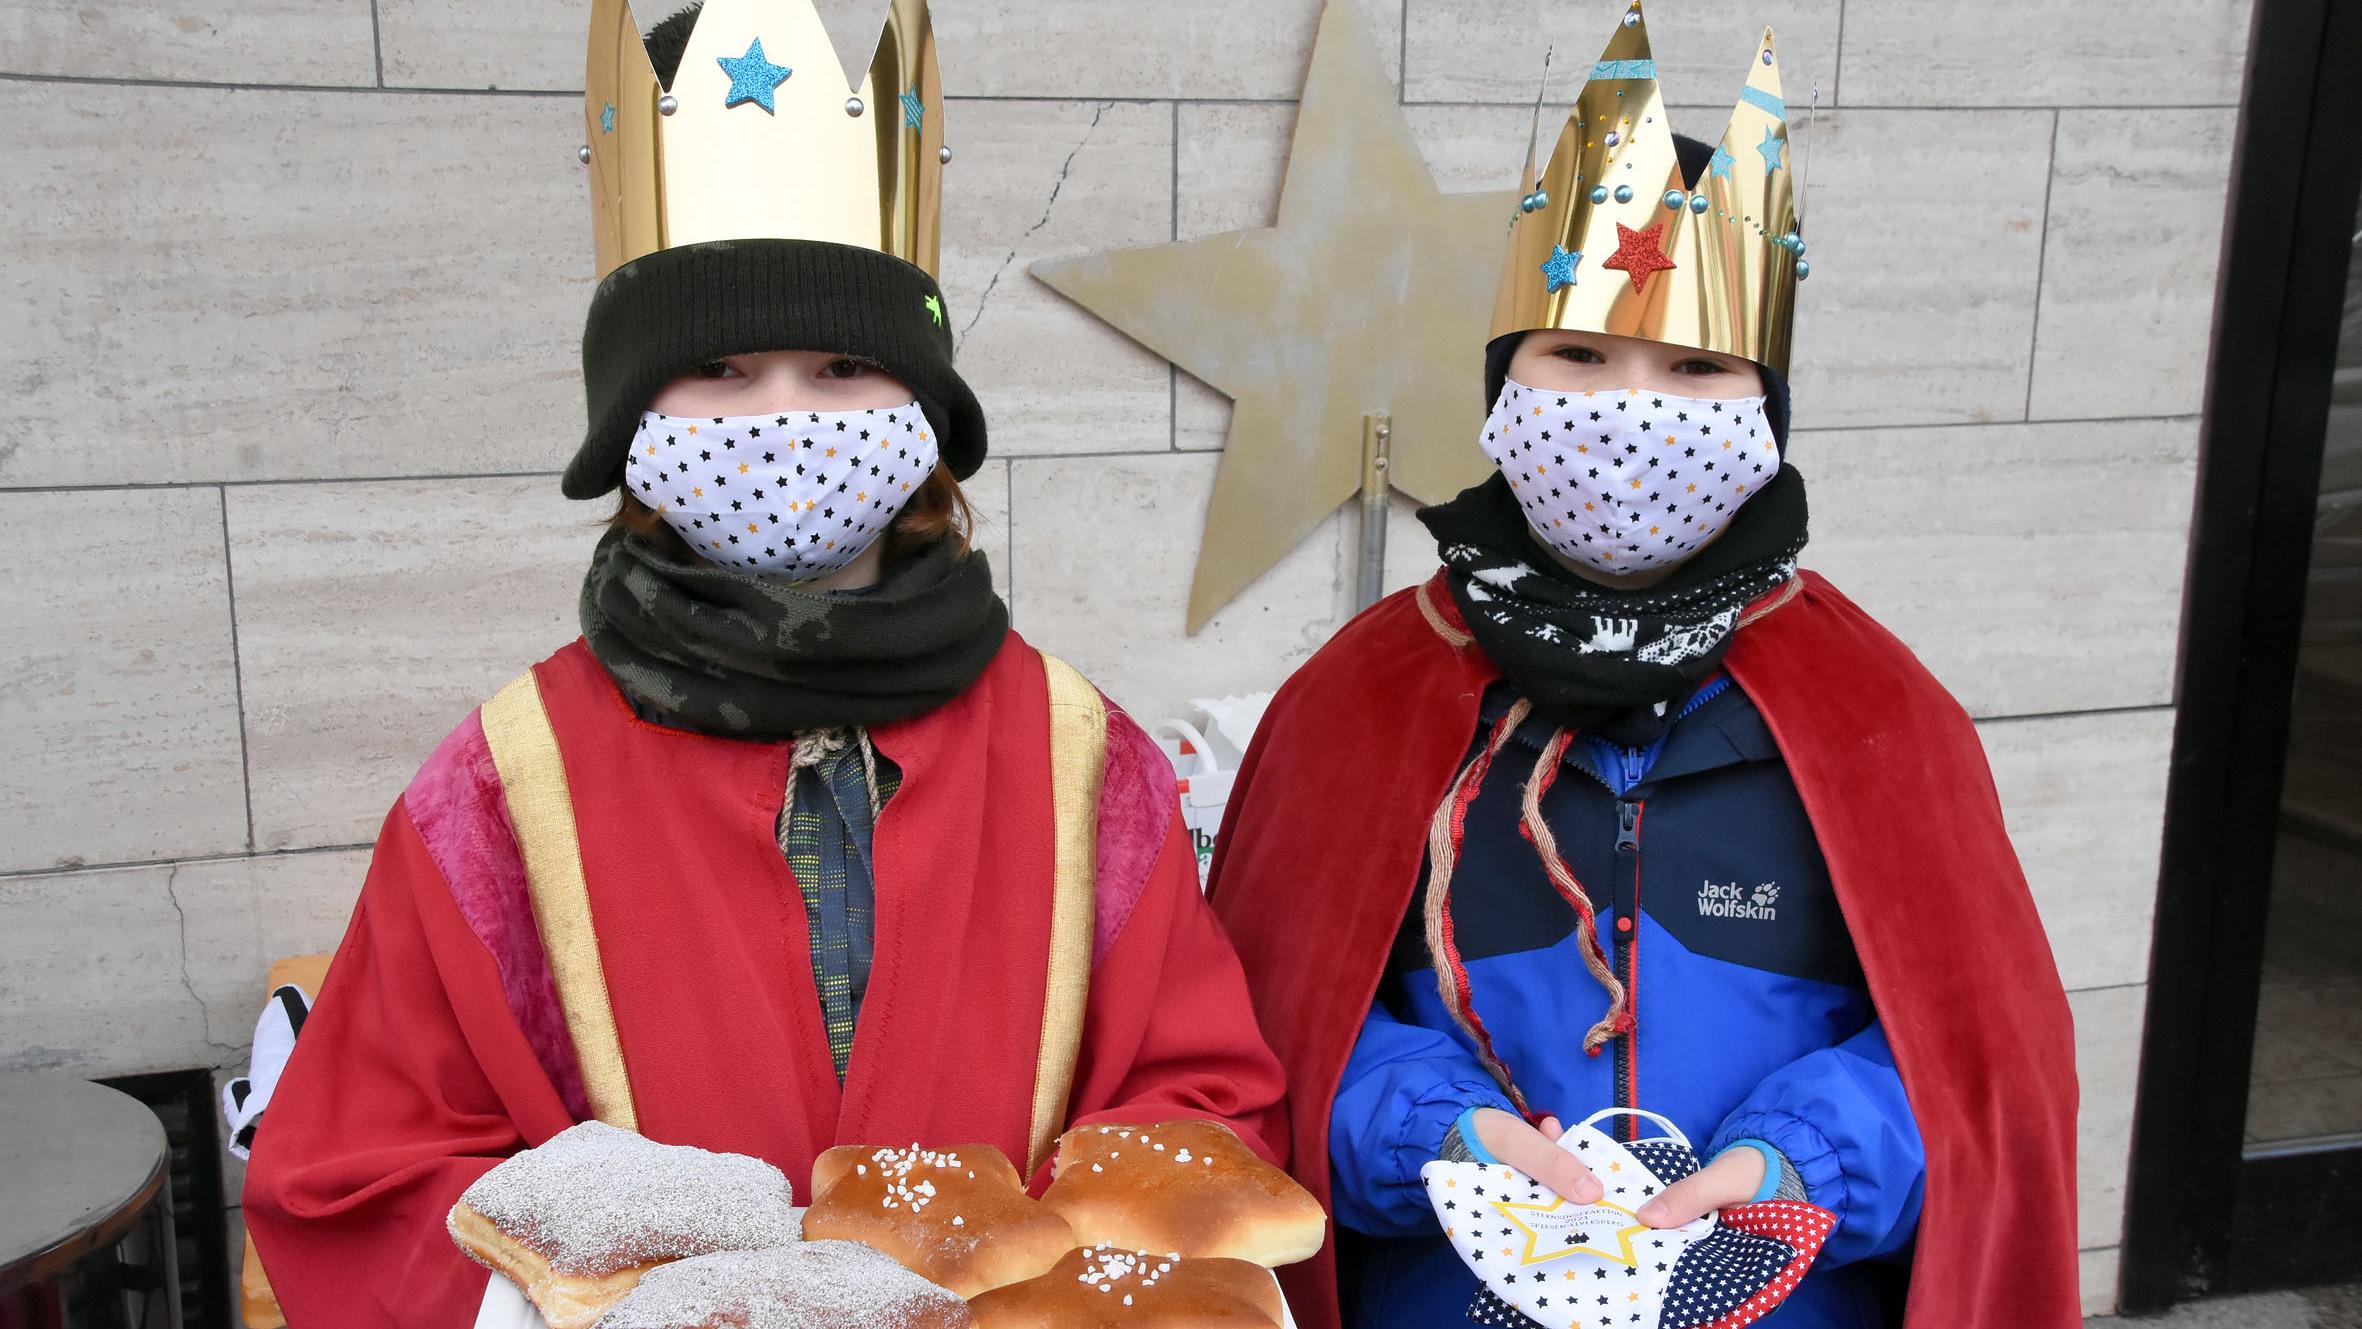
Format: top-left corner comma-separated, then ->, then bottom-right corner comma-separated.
1487,1193 -> 1652,1268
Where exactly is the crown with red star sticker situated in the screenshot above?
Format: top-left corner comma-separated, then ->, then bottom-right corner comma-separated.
1491,0 -> 1807,375
581,0 -> 946,282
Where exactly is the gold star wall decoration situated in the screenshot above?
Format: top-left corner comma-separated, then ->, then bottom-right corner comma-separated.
1031,3 -> 1512,632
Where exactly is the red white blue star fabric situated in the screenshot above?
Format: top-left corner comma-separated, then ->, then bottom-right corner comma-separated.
626,403 -> 939,578
1425,1110 -> 1834,1329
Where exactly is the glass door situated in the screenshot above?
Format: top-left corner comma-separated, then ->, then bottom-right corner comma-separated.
2245,201 -> 2362,1151
2119,0 -> 2362,1308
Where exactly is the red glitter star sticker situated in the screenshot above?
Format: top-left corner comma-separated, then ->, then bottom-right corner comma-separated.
1601,221 -> 1677,292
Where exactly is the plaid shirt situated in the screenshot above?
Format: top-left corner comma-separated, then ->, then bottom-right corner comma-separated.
779,742 -> 899,1080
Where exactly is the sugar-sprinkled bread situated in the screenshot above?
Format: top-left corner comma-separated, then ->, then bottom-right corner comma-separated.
597,1242 -> 974,1329
965,1245 -> 1285,1329
801,1143 -> 1075,1299
444,1121 -> 802,1329
1040,1121 -> 1325,1268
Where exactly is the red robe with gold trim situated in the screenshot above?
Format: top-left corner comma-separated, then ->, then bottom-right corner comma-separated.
244,633 -> 1287,1328
1207,571 -> 2079,1329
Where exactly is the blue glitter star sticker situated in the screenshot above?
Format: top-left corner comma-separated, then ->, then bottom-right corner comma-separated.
900,86 -> 924,130
1709,143 -> 1735,180
599,101 -> 617,134
1756,126 -> 1785,172
1541,245 -> 1582,293
717,38 -> 793,114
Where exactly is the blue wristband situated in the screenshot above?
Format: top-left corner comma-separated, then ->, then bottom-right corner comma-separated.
1716,1138 -> 1786,1204
1455,1106 -> 1502,1166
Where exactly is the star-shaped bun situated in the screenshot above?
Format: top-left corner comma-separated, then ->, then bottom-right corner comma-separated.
802,1143 -> 1075,1299
965,1245 -> 1284,1329
1040,1120 -> 1325,1268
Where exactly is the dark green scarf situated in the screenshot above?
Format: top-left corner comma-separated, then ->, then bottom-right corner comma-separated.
580,528 -> 1009,739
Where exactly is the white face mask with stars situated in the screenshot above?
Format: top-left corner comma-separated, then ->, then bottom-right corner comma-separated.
1479,377 -> 1780,576
624,402 -> 941,579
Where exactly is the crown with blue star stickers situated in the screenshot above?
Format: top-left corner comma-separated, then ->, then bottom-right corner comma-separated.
580,0 -> 949,281
1491,0 -> 1808,376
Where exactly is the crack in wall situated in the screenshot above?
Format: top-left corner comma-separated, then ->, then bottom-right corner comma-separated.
164,862 -> 245,1064
956,100 -> 1115,353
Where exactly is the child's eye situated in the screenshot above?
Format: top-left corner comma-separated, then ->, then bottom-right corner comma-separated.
1554,345 -> 1606,364
694,360 -> 739,380
1674,359 -> 1727,375
821,358 -> 869,380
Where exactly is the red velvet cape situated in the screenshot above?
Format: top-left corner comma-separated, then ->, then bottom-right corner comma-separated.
1207,571 -> 2079,1329
246,635 -> 1288,1329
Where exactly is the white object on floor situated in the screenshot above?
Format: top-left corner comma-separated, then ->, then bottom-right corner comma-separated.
1187,692 -> 1273,768
1150,718 -> 1239,888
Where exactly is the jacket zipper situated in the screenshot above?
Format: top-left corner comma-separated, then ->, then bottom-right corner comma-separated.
1611,797 -> 1643,1139
1531,676 -> 1722,1138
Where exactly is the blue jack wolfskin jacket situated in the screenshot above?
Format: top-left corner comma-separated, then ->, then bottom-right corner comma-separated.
1330,675 -> 1924,1329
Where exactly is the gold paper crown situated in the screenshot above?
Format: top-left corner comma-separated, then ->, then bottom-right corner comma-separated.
1494,0 -> 1803,374
582,0 -> 944,281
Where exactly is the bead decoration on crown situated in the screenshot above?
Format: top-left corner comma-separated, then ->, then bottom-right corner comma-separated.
581,0 -> 945,281
1492,0 -> 1803,375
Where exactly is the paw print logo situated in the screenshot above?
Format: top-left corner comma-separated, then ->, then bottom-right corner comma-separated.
1751,883 -> 1781,908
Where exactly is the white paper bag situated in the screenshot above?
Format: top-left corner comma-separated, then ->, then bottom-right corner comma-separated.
1152,718 -> 1237,888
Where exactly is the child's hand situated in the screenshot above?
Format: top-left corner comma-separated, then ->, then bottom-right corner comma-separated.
1635,1146 -> 1767,1228
1469,1108 -> 1602,1204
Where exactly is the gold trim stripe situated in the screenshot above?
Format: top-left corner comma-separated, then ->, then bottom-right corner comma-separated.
480,671 -> 640,1132
1028,653 -> 1106,1174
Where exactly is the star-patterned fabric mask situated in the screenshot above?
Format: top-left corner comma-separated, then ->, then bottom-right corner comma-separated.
625,402 -> 941,579
1479,378 -> 1779,576
1423,1109 -> 1835,1329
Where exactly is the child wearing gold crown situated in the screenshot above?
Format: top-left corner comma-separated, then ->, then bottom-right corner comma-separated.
241,3 -> 1287,1323
1207,6 -> 2080,1329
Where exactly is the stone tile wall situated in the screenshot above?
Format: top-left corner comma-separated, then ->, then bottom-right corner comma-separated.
0,1 -> 2253,1315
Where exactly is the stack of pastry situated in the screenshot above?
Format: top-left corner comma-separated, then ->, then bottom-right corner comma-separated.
445,1121 -> 804,1329
449,1118 -> 1323,1328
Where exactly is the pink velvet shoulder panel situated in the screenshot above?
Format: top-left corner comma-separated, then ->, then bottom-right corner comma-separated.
1091,702 -> 1181,966
402,711 -> 591,1121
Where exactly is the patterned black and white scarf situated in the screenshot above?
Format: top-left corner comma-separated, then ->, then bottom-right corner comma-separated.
1417,468 -> 1808,741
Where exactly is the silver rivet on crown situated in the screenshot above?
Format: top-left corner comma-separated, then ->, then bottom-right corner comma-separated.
939,145 -> 953,164
1622,10 -> 1641,26
1762,48 -> 1775,65
577,145 -> 592,164
845,96 -> 865,117
1605,130 -> 1622,147
658,95 -> 679,116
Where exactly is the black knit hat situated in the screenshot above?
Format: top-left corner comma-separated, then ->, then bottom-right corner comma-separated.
562,5 -> 986,500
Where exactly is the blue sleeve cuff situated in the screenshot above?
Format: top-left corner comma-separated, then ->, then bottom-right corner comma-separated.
1715,1138 -> 1787,1204
1454,1106 -> 1502,1166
